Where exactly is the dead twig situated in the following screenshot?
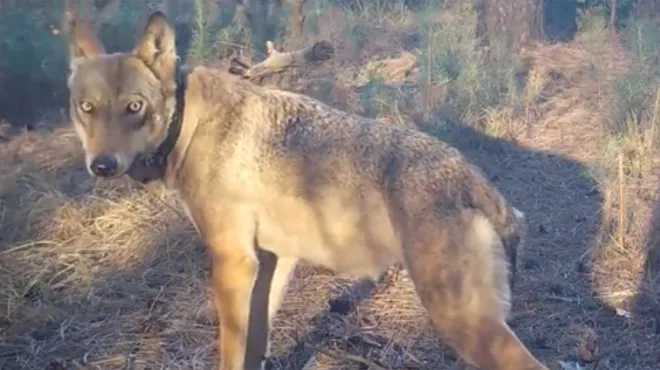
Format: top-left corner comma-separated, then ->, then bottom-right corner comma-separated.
228,40 -> 334,82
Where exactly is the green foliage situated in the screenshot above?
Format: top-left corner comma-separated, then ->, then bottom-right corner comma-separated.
359,76 -> 389,118
0,0 -> 163,125
577,5 -> 609,33
416,2 -> 519,125
610,71 -> 654,132
186,0 -> 291,65
188,0 -> 221,64
582,0 -> 637,27
97,2 -> 155,53
608,17 -> 660,135
626,17 -> 660,66
0,1 -> 68,125
0,0 -> 654,131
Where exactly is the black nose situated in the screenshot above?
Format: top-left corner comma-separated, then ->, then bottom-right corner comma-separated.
90,156 -> 118,177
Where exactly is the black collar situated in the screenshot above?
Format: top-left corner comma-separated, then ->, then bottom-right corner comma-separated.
127,67 -> 187,184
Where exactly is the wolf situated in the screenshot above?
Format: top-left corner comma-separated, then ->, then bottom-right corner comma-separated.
63,8 -> 549,370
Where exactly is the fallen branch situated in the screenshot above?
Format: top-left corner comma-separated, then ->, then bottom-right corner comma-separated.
228,40 -> 334,81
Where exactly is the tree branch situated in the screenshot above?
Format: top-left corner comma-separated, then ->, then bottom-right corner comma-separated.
228,40 -> 334,81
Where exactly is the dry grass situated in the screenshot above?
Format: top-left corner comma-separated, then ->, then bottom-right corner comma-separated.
0,2 -> 659,370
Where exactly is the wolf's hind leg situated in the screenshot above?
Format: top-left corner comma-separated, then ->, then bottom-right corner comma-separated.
404,211 -> 548,370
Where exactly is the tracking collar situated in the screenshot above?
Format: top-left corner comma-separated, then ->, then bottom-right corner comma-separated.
127,65 -> 187,184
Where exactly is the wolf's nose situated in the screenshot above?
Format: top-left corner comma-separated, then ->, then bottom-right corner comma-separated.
90,156 -> 118,177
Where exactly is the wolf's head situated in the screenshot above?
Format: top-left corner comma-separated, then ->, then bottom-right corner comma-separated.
65,10 -> 179,179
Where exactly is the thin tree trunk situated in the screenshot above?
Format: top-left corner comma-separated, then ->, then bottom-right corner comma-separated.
287,0 -> 306,48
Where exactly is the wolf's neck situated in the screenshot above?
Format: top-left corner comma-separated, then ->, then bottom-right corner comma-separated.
162,67 -> 267,187
162,71 -> 197,188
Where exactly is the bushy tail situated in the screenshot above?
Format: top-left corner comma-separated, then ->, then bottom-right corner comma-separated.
403,208 -> 548,369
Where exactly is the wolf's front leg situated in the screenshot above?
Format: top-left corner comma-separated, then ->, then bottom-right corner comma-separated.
209,236 -> 269,370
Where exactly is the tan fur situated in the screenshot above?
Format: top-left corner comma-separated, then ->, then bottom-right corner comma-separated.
64,10 -> 549,370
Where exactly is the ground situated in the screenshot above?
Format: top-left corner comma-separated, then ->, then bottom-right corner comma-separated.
0,1 -> 658,370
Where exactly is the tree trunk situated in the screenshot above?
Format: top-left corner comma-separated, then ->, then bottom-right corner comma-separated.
610,0 -> 618,28
475,0 -> 544,50
543,0 -> 577,42
286,0 -> 306,48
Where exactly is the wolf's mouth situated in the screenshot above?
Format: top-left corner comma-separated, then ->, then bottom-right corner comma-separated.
125,152 -> 166,184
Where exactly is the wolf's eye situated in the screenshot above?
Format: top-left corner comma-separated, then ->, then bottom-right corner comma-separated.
126,100 -> 144,114
79,100 -> 94,113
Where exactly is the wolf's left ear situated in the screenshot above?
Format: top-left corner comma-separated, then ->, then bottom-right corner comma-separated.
66,10 -> 106,71
133,11 -> 177,86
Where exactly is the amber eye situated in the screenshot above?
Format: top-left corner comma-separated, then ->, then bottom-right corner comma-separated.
79,100 -> 94,113
126,100 -> 143,114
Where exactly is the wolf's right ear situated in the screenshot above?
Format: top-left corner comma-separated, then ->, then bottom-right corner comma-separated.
133,11 -> 177,87
65,10 -> 106,71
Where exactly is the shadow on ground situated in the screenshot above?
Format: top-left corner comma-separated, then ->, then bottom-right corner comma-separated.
432,121 -> 657,369
636,198 -> 660,325
266,119 -> 608,369
0,119 -> 657,369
